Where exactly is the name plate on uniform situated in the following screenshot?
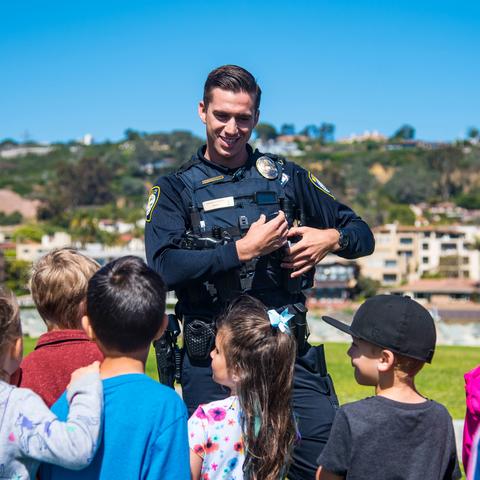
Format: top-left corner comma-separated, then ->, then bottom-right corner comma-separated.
202,196 -> 235,212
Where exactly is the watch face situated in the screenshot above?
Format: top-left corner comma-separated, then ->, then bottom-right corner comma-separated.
338,229 -> 348,249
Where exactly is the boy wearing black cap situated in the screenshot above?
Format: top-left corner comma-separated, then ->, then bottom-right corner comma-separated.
316,294 -> 461,480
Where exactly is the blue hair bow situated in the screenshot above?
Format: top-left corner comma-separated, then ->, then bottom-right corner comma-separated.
267,308 -> 293,334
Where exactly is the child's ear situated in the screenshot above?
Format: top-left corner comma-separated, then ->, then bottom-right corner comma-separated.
11,336 -> 23,365
81,315 -> 95,341
378,349 -> 395,372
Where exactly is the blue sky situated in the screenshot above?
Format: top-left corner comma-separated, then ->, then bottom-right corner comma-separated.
1,0 -> 479,143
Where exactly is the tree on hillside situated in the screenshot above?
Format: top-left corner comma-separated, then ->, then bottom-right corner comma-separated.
39,156 -> 115,219
62,156 -> 114,207
427,147 -> 463,201
391,124 -> 415,141
319,122 -> 335,143
13,224 -> 46,242
300,125 -> 319,139
467,127 -> 479,142
384,165 -> 433,204
255,123 -> 277,141
280,124 -> 295,136
124,129 -> 142,141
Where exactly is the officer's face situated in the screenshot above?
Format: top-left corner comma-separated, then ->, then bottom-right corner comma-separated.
199,87 -> 259,167
210,330 -> 236,392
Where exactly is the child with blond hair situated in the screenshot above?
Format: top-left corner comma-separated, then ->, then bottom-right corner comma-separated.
19,248 -> 103,406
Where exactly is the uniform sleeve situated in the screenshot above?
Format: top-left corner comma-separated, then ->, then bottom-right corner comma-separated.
293,166 -> 375,259
316,408 -> 351,475
12,372 -> 102,470
145,175 -> 241,290
188,405 -> 209,458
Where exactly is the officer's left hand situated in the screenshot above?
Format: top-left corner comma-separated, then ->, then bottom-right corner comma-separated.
281,227 -> 340,278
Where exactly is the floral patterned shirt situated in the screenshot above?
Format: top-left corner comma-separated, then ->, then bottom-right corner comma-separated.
188,395 -> 244,480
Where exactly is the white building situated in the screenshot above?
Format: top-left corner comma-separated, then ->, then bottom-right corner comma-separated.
357,224 -> 480,286
16,232 -> 72,262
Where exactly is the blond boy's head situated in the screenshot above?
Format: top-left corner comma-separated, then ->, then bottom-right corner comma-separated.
346,336 -> 426,387
30,248 -> 99,330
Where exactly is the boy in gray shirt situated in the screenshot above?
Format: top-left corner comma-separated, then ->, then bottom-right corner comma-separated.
0,288 -> 103,479
316,295 -> 461,480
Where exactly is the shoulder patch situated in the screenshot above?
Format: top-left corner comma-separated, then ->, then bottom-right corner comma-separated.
308,172 -> 335,199
145,186 -> 160,222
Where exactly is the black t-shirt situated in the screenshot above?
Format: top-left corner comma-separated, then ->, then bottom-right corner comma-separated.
317,396 -> 461,480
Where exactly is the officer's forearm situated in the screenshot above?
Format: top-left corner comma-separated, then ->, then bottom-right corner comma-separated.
336,220 -> 375,259
153,244 -> 241,289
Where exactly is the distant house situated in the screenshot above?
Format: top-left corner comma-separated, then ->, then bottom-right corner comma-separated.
307,255 -> 359,305
16,232 -> 72,262
390,278 -> 480,303
253,139 -> 304,157
0,145 -> 55,158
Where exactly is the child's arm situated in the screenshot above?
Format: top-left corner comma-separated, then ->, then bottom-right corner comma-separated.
13,362 -> 103,470
188,405 -> 208,480
316,466 -> 344,480
190,450 -> 203,480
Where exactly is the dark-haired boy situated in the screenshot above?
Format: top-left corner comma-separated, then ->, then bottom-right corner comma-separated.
40,256 -> 189,480
316,294 -> 461,480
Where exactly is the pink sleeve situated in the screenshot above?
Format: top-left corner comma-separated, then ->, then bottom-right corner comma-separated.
463,365 -> 480,472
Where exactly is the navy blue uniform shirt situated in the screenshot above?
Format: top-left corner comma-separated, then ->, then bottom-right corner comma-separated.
145,145 -> 374,315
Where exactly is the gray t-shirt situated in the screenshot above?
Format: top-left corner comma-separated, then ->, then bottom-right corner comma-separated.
317,395 -> 461,480
0,372 -> 102,479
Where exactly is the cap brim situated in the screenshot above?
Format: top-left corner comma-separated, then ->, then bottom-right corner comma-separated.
321,316 -> 353,335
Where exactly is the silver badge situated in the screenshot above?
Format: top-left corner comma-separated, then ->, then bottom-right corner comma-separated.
256,156 -> 278,179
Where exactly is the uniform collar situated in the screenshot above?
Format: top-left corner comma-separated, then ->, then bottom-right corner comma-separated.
196,144 -> 256,174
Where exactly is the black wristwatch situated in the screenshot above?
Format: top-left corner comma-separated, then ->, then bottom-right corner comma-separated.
336,228 -> 349,251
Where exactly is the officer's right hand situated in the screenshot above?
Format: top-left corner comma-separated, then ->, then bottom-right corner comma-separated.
236,211 -> 288,262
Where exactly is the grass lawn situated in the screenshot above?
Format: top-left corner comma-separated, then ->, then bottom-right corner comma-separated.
23,337 -> 478,420
324,342 -> 479,420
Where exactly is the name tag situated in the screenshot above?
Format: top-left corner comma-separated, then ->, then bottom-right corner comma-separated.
202,196 -> 234,212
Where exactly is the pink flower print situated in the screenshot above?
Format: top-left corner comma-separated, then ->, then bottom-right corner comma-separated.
224,436 -> 230,442
208,406 -> 226,422
193,444 -> 205,456
211,463 -> 218,471
195,407 -> 207,419
234,440 -> 244,453
228,418 -> 235,426
204,438 -> 220,454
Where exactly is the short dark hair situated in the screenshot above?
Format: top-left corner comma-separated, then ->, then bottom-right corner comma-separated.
203,65 -> 262,111
87,256 -> 166,352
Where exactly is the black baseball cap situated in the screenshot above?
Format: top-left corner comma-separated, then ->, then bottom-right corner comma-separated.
322,295 -> 436,363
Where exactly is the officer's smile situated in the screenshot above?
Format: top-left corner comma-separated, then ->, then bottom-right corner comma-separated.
219,135 -> 240,148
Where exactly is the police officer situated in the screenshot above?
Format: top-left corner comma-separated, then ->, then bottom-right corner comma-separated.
145,65 -> 374,479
